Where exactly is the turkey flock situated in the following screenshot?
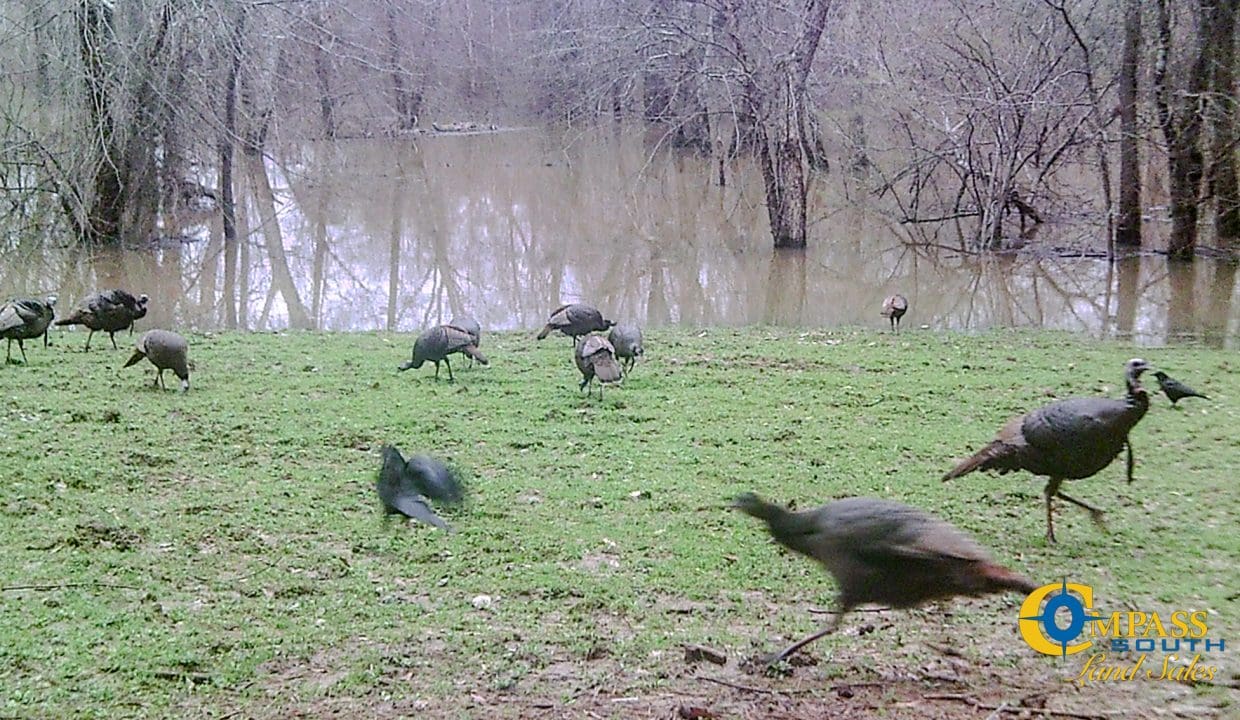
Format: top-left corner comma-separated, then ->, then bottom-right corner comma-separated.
0,287 -> 1215,669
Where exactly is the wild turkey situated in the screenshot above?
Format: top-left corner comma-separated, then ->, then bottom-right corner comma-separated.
0,296 -> 56,364
449,316 -> 482,368
942,358 -> 1153,543
575,334 -> 622,398
536,303 -> 614,341
734,493 -> 1036,665
1152,371 -> 1207,405
55,289 -> 149,350
608,324 -> 644,374
880,294 -> 908,332
398,324 -> 488,381
376,446 -> 464,531
123,329 -> 190,391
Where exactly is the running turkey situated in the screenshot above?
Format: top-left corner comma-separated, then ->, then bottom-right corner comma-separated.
734,493 -> 1036,665
942,358 -> 1153,543
123,329 -> 190,391
608,324 -> 644,374
880,294 -> 908,332
574,334 -> 622,398
398,324 -> 488,381
536,303 -> 614,341
1152,371 -> 1207,406
0,296 -> 56,364
55,289 -> 148,350
376,446 -> 463,531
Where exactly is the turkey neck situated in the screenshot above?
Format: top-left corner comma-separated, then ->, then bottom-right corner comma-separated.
1125,367 -> 1151,415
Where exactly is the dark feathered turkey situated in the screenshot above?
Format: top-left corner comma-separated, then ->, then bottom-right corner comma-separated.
376,446 -> 463,531
123,329 -> 190,391
880,294 -> 908,332
55,289 -> 149,350
608,324 -> 644,374
1152,371 -> 1207,405
449,316 -> 482,368
575,334 -> 622,398
398,324 -> 488,381
536,303 -> 614,341
0,296 -> 56,364
942,358 -> 1153,543
735,493 -> 1036,664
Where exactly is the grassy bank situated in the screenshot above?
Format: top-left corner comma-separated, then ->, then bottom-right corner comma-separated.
1,327 -> 1236,718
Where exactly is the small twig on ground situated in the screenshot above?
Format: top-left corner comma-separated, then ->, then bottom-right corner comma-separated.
151,670 -> 213,684
925,642 -> 966,658
698,675 -> 780,694
807,606 -> 890,615
2,582 -> 139,592
924,693 -> 1113,720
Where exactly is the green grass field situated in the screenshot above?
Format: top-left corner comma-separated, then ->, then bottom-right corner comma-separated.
1,327 -> 1236,718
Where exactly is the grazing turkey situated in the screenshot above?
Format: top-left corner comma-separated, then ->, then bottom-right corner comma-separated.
55,289 -> 149,350
536,303 -> 614,341
942,358 -> 1153,543
574,335 -> 622,399
0,296 -> 56,364
449,316 -> 482,368
398,324 -> 487,381
376,446 -> 463,531
123,329 -> 190,391
880,294 -> 908,332
1152,371 -> 1207,406
608,324 -> 644,374
734,493 -> 1036,665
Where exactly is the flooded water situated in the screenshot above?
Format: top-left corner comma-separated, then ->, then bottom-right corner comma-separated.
1,129 -> 1237,347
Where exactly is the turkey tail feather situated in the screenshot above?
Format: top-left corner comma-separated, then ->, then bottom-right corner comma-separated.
977,562 -> 1038,594
593,356 -> 622,383
942,442 -> 1003,481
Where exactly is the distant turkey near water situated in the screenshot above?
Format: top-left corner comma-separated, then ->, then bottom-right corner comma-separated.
0,296 -> 56,364
56,289 -> 148,350
398,324 -> 487,381
536,303 -> 614,342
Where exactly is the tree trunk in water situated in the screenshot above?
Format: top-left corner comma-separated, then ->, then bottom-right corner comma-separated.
1206,0 -> 1239,242
1116,0 -> 1142,247
742,0 -> 832,250
244,153 -> 312,329
220,5 -> 245,328
77,0 -> 122,245
1155,0 -> 1208,259
313,12 -> 337,140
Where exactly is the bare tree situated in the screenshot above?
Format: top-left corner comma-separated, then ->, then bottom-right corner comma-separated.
1115,0 -> 1142,247
1154,0 -> 1207,259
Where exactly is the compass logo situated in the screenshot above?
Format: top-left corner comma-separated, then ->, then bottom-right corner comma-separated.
1018,580 -> 1101,656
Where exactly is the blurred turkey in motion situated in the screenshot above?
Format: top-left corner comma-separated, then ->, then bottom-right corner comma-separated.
449,316 -> 482,368
398,324 -> 487,381
880,294 -> 908,332
942,358 -> 1153,543
734,492 -> 1036,665
376,447 -> 464,531
536,303 -> 614,342
608,324 -> 644,374
0,296 -> 56,364
55,289 -> 148,350
123,329 -> 191,391
575,334 -> 622,399
1152,371 -> 1208,406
